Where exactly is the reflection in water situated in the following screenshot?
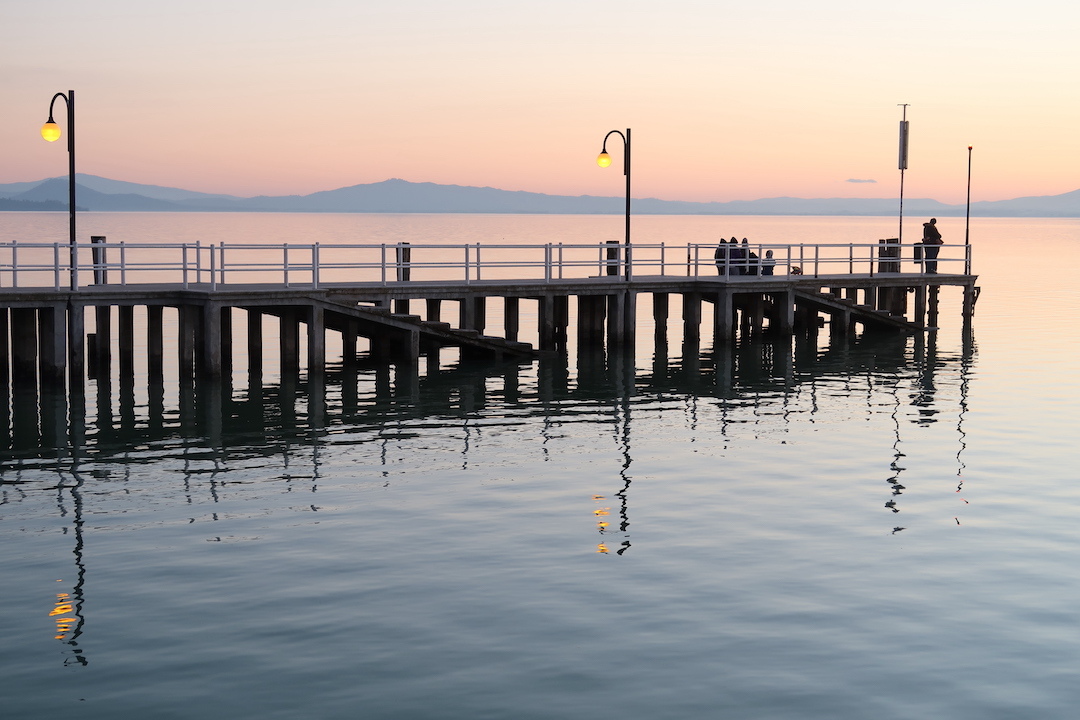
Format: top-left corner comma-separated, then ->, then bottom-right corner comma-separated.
55,470 -> 88,666
1,323 -> 977,661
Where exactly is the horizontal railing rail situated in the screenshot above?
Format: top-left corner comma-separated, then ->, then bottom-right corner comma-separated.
0,240 -> 971,291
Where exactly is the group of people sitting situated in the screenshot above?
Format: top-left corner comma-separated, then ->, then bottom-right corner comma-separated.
714,237 -> 775,276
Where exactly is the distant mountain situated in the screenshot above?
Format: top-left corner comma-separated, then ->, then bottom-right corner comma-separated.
1,174 -> 1077,217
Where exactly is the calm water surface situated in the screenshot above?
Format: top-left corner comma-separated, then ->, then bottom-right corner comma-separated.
2,213 -> 1080,719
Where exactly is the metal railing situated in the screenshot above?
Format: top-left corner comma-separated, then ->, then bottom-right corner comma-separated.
0,240 -> 971,291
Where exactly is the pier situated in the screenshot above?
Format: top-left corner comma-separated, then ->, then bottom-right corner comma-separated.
0,237 -> 978,391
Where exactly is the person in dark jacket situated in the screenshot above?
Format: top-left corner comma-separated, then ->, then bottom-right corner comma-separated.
743,238 -> 759,276
921,218 -> 943,273
728,237 -> 744,276
714,238 -> 729,275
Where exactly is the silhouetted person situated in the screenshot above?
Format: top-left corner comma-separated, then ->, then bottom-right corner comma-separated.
743,238 -> 759,276
714,238 -> 729,275
728,237 -> 744,276
761,249 -> 775,276
921,218 -> 943,273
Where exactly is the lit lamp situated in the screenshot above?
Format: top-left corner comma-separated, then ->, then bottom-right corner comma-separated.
596,128 -> 631,280
41,90 -> 77,290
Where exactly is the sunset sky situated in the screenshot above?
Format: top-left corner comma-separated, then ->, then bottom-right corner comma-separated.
3,0 -> 1077,204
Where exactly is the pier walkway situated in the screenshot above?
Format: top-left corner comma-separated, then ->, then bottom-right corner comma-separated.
0,238 -> 978,385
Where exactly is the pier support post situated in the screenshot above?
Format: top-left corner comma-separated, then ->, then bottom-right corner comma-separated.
11,309 -> 38,385
914,285 -> 928,327
714,290 -> 734,345
94,306 -> 112,377
177,305 -> 197,379
306,305 -> 325,376
554,295 -> 569,351
653,292 -> 669,339
459,296 -> 486,333
0,309 -> 8,387
146,305 -> 163,385
682,292 -> 701,344
280,308 -> 300,374
342,318 -> 358,366
221,307 -> 233,376
201,302 -> 223,377
577,295 -> 605,348
68,303 -> 84,389
426,298 -> 442,323
38,304 -> 67,387
504,297 -> 519,342
608,292 -> 631,348
962,283 -> 977,321
118,305 -> 134,381
539,294 -> 556,351
830,308 -> 851,339
777,289 -> 795,334
246,309 -> 263,373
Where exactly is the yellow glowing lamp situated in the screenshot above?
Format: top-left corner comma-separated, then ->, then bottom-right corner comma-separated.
41,120 -> 62,142
596,151 -> 612,168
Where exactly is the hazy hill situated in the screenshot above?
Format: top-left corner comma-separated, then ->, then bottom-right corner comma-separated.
1,174 -> 1077,217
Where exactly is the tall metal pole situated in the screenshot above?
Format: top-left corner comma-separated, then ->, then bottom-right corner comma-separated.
67,90 -> 76,291
623,127 -> 631,282
965,146 -> 972,247
897,104 -> 910,247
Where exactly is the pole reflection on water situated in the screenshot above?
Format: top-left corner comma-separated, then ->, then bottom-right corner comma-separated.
0,308 -> 976,680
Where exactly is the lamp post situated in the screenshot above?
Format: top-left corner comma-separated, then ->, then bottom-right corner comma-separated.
596,128 -> 631,281
41,90 -> 77,290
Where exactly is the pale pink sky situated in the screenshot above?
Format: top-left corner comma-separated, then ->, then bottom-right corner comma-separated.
3,0 -> 1077,204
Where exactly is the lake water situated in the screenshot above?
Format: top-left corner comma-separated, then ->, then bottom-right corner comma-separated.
2,212 -> 1080,719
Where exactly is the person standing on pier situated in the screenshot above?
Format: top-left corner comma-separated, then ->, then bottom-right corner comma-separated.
714,238 -> 729,275
921,218 -> 943,273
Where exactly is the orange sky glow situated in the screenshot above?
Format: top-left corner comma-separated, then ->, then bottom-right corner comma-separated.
2,0 -> 1077,205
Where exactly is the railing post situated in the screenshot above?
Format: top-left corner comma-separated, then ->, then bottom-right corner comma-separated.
219,244 -> 226,286
849,243 -> 854,274
606,240 -> 619,276
464,244 -> 471,284
965,243 -> 972,275
120,242 -> 127,286
660,242 -> 666,276
475,243 -> 482,282
558,243 -> 564,280
380,244 -> 387,285
813,245 -> 820,279
545,243 -> 552,282
284,243 -> 290,287
312,243 -> 320,289
182,244 -> 189,289
91,235 -> 107,285
196,240 -> 203,285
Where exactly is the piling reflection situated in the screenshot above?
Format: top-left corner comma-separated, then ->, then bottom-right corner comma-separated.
2,320 -> 977,660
